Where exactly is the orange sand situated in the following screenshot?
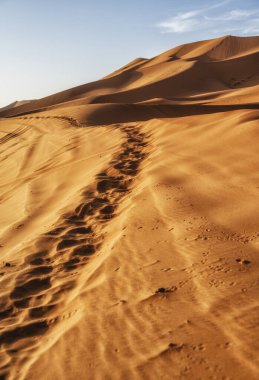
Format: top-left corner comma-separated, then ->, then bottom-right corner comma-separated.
0,35 -> 259,380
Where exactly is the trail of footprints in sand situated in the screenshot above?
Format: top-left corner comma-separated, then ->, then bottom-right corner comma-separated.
0,116 -> 148,379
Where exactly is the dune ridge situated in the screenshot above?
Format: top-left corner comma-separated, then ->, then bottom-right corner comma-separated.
1,35 -> 259,119
0,35 -> 259,379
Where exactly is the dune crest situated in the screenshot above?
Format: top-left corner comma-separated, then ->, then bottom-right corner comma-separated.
1,35 -> 259,119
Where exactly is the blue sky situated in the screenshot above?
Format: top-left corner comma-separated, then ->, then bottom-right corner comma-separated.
0,0 -> 258,107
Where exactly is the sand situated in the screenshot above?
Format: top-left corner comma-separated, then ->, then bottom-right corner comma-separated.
0,35 -> 259,379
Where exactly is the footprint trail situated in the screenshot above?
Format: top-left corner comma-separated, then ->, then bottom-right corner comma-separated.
0,116 -> 149,380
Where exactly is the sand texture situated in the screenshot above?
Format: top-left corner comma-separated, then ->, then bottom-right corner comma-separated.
0,35 -> 259,379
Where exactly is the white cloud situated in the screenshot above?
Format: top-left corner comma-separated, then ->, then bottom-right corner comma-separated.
205,9 -> 259,21
157,4 -> 259,35
158,12 -> 204,34
159,16 -> 199,33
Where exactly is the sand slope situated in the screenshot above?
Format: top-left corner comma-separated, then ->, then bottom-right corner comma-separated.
0,35 -> 259,380
0,101 -> 32,113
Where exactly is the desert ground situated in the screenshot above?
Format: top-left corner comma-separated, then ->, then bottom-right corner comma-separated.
0,35 -> 259,379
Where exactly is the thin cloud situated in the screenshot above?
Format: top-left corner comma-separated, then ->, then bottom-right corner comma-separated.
159,16 -> 199,33
205,9 -> 259,21
242,19 -> 259,34
157,3 -> 259,35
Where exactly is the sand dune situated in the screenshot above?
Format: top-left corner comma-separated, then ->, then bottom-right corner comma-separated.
1,35 -> 259,118
0,101 -> 32,113
0,35 -> 259,380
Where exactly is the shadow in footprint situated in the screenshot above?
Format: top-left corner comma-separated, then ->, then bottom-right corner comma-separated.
10,278 -> 51,300
56,239 -> 81,251
77,197 -> 109,218
0,307 -> 13,320
14,298 -> 31,309
29,305 -> 56,319
0,321 -> 49,344
46,227 -> 66,236
28,266 -> 53,276
25,251 -> 48,265
67,227 -> 92,235
100,205 -> 115,215
63,257 -> 82,271
72,245 -> 96,257
96,177 -> 122,193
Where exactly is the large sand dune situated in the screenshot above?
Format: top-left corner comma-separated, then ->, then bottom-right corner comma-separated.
0,35 -> 259,380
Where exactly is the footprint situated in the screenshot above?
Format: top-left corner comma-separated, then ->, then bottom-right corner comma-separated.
10,278 -> 51,299
14,298 -> 31,309
29,258 -> 45,266
46,227 -> 66,236
100,205 -> 115,215
25,251 -> 48,265
56,239 -> 80,251
67,226 -> 93,235
0,321 -> 49,345
0,307 -> 13,321
77,198 -> 109,217
63,257 -> 81,271
72,244 -> 96,257
27,266 -> 53,275
29,305 -> 56,318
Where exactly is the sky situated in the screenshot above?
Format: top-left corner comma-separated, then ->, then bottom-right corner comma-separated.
0,0 -> 259,107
